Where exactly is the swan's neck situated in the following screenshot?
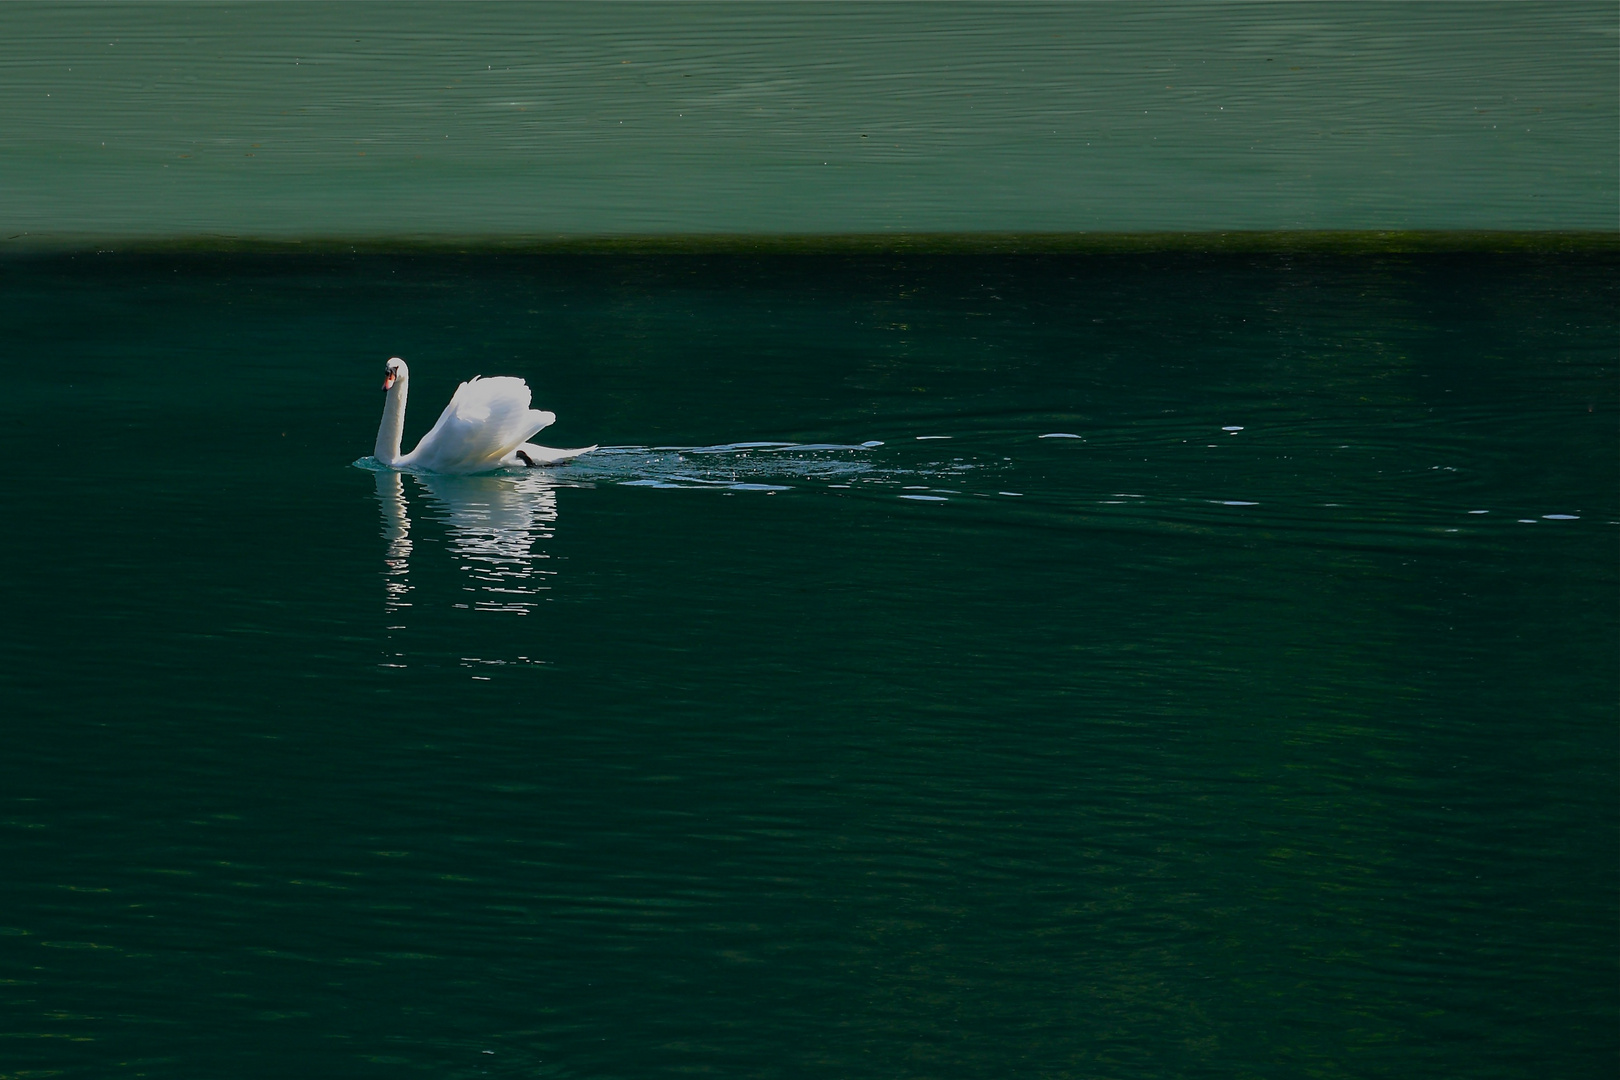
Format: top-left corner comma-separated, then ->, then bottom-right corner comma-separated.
376,375 -> 408,465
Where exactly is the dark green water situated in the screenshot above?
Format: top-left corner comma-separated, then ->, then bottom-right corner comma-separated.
0,253 -> 1615,1077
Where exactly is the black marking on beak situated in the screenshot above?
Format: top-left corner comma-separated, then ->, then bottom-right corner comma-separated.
515,450 -> 536,467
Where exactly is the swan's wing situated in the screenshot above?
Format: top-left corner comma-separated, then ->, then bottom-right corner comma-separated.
406,377 -> 556,474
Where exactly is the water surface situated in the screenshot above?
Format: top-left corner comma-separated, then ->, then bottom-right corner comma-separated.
0,252 -> 1616,1077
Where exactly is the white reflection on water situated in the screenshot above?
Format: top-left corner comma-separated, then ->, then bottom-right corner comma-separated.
374,469 -> 565,619
418,472 -> 559,615
375,470 -> 414,616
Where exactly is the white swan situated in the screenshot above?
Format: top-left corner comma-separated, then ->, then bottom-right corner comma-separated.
374,357 -> 596,474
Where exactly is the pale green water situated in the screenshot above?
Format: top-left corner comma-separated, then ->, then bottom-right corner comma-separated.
2,1 -> 1615,239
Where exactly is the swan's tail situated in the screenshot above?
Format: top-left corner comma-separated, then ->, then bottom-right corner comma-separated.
504,443 -> 599,467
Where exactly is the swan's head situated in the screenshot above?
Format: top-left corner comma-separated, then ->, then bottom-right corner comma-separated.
382,357 -> 407,391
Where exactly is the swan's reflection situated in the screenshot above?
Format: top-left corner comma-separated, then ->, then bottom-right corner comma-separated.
416,471 -> 559,614
374,469 -> 562,618
376,470 -> 414,616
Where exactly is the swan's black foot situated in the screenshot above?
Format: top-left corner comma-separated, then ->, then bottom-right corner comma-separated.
515,450 -> 536,467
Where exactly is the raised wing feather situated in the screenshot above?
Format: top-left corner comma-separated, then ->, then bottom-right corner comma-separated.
404,377 -> 556,474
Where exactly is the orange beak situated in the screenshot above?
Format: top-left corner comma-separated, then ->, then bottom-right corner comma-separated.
382,373 -> 397,390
